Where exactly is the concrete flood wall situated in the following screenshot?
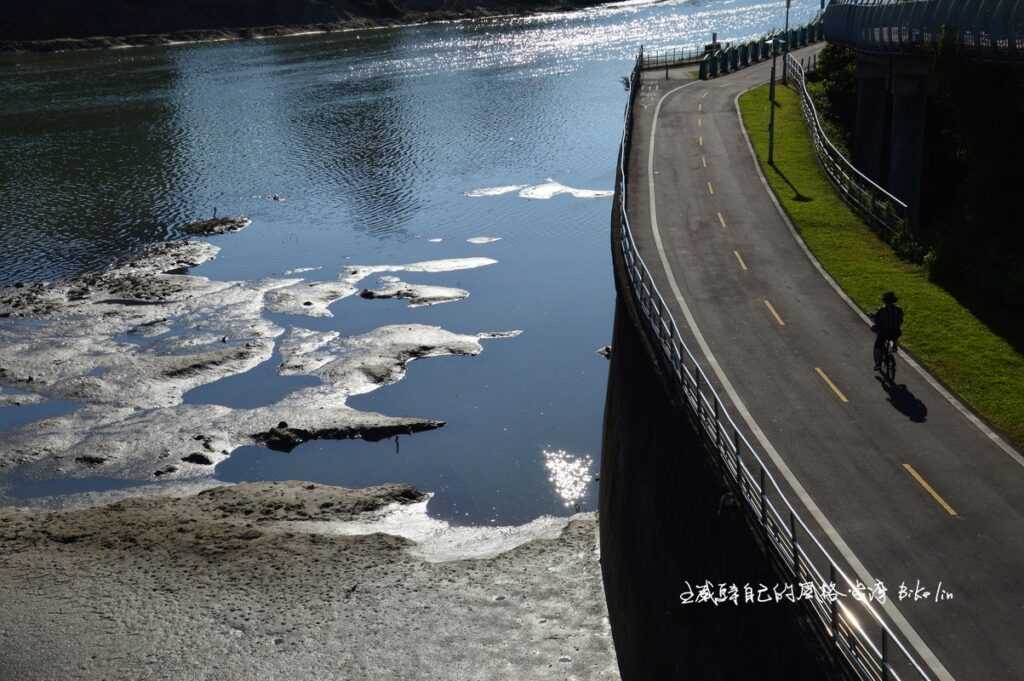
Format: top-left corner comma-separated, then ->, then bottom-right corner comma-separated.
599,191 -> 836,680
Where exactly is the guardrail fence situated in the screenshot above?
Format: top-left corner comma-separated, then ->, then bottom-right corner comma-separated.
700,14 -> 826,80
785,53 -> 909,237
616,44 -> 932,681
641,46 -> 704,71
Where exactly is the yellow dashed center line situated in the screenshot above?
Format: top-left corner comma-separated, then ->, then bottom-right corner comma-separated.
815,367 -> 849,403
733,250 -> 748,271
698,117 -> 703,128
717,211 -> 726,228
701,155 -> 707,168
903,464 -> 958,516
698,102 -> 703,112
707,181 -> 714,195
764,299 -> 785,326
699,135 -> 703,147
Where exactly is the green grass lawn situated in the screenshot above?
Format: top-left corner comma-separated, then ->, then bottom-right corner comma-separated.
739,84 -> 1024,447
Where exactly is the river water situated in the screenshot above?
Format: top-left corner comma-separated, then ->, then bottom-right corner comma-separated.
0,0 -> 818,524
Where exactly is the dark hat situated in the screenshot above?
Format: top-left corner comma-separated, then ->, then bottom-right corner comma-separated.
882,291 -> 898,303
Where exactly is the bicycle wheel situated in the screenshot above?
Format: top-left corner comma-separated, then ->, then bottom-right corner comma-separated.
883,350 -> 896,383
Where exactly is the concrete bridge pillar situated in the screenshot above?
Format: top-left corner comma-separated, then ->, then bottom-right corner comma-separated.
853,55 -> 931,227
888,74 -> 928,226
854,72 -> 889,185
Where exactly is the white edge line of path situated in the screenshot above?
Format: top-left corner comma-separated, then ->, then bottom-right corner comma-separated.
644,75 -> 952,681
730,84 -> 959,681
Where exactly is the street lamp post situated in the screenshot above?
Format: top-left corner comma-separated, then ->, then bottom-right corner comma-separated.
781,0 -> 792,85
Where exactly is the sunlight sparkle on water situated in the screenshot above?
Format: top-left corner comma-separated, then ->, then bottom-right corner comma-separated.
543,448 -> 594,508
343,0 -> 818,80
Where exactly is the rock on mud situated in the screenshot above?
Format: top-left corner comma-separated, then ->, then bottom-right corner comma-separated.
253,416 -> 440,452
181,216 -> 251,236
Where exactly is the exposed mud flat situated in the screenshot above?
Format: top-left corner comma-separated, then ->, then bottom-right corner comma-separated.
466,180 -> 614,200
0,481 -> 618,681
0,239 -> 514,482
359,276 -> 470,306
278,325 -> 518,399
265,257 -> 495,318
0,240 -> 281,412
0,388 -> 45,407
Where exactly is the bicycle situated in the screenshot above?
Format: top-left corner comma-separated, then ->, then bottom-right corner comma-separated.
875,337 -> 897,383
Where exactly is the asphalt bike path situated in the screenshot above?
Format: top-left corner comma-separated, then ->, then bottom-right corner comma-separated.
625,44 -> 1024,681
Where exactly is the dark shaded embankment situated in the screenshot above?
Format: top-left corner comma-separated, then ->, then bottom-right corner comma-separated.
2,0 -> 603,52
599,196 -> 837,679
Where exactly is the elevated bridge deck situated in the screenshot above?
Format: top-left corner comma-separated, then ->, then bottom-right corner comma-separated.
621,44 -> 1024,681
825,0 -> 1024,60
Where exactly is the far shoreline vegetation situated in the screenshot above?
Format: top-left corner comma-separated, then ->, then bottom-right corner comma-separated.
1,0 -> 611,53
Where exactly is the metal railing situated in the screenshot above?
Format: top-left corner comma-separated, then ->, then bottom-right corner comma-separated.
700,15 -> 826,80
825,0 -> 1024,60
785,53 -> 909,236
616,51 -> 933,681
641,46 -> 705,70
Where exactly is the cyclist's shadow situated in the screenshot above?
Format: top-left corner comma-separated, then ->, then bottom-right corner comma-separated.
875,376 -> 928,423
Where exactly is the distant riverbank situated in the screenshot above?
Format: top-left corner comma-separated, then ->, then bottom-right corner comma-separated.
2,0 -> 608,53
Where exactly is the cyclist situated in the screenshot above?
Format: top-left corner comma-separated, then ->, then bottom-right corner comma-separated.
871,291 -> 904,371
